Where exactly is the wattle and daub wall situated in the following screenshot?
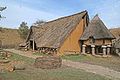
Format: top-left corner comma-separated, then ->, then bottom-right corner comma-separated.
58,17 -> 87,55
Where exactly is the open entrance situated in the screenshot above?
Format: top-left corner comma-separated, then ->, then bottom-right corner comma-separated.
79,40 -> 83,53
85,45 -> 92,54
95,46 -> 103,55
30,40 -> 37,50
85,45 -> 103,55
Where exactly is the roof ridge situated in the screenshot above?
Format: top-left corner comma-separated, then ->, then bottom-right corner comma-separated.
45,10 -> 88,24
27,10 -> 89,48
80,14 -> 115,40
91,14 -> 101,21
93,15 -> 116,39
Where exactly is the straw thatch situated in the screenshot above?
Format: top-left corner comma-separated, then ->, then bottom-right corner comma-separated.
113,37 -> 120,48
80,14 -> 115,40
26,10 -> 89,48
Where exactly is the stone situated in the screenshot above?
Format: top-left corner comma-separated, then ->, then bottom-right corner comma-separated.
34,56 -> 62,69
102,55 -> 108,58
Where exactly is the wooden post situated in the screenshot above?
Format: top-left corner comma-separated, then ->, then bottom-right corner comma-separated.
102,45 -> 107,56
107,45 -> 111,55
116,48 -> 119,54
82,45 -> 86,54
91,45 -> 95,55
33,39 -> 35,51
28,41 -> 30,49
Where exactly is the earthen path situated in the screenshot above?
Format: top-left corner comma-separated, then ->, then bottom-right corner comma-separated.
5,49 -> 120,80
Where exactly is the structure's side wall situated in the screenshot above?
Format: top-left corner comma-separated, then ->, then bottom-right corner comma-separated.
95,40 -> 104,45
58,19 -> 85,55
105,40 -> 112,45
83,39 -> 112,45
83,40 -> 89,45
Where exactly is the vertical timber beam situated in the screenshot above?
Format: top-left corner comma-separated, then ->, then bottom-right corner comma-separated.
82,45 -> 86,54
91,45 -> 95,55
33,39 -> 35,51
107,45 -> 111,55
102,45 -> 107,56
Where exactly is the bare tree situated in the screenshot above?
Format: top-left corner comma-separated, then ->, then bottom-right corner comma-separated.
0,6 -> 7,32
33,19 -> 46,26
0,6 -> 7,19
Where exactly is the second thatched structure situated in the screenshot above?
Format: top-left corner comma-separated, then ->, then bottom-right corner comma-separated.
80,14 -> 115,56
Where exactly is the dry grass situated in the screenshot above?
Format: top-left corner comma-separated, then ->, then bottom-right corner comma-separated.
0,53 -> 110,80
62,54 -> 120,72
0,28 -> 24,48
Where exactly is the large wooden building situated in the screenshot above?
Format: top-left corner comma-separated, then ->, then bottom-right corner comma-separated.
25,11 -> 89,55
25,11 -> 115,56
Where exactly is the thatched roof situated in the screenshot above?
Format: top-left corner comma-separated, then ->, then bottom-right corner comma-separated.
80,14 -> 115,40
113,37 -> 120,48
26,10 -> 89,48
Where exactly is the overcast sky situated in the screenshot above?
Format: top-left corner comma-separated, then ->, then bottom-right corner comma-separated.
0,0 -> 120,29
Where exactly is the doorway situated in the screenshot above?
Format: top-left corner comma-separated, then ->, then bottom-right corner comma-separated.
30,40 -> 37,50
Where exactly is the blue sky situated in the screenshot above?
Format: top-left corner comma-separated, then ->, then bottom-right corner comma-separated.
0,0 -> 120,29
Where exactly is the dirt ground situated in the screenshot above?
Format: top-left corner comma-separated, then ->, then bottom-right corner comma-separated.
5,49 -> 120,80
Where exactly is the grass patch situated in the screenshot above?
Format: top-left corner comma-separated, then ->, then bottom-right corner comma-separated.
0,52 -> 110,80
0,65 -> 110,80
62,54 -> 120,71
9,53 -> 35,65
33,52 -> 49,56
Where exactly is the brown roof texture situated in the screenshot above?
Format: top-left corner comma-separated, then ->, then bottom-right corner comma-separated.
114,38 -> 120,48
80,14 -> 115,40
26,11 -> 88,48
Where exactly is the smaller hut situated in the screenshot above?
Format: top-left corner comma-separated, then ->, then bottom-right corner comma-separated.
80,14 -> 115,56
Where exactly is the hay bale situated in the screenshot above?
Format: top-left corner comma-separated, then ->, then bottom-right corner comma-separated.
34,56 -> 62,69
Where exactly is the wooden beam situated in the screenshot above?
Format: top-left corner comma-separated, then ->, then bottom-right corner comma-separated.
33,39 -> 35,51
